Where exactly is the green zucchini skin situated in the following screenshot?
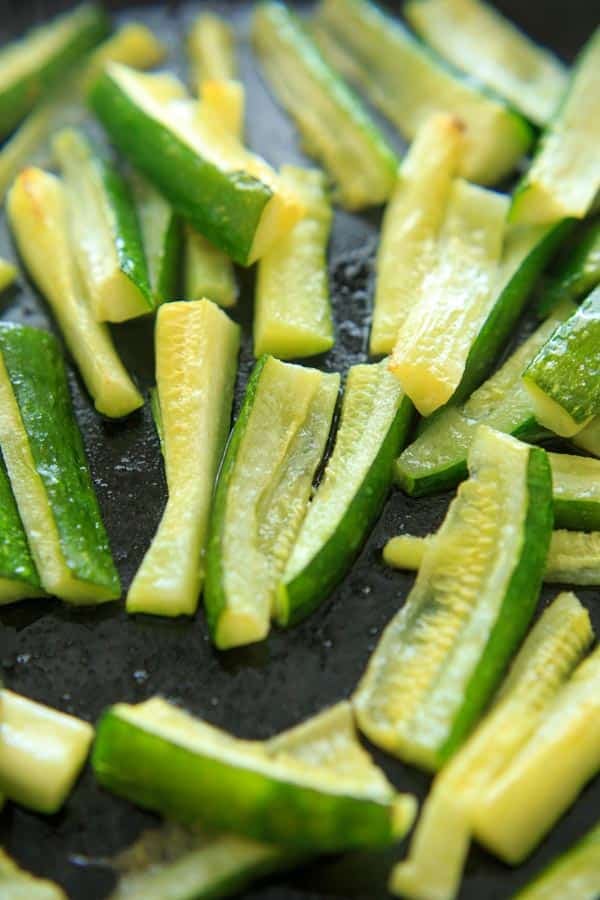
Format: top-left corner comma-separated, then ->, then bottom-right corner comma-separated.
0,451 -> 40,590
538,217 -> 600,317
0,325 -> 119,596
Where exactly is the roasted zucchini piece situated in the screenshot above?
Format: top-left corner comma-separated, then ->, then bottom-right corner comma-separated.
514,820 -> 600,900
0,848 -> 66,899
129,171 -> 180,305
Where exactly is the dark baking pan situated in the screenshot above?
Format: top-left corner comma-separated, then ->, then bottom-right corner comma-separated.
0,2 -> 598,898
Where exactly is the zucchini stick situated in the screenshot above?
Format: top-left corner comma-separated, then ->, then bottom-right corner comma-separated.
0,452 -> 43,604
129,171 -> 180,305
0,260 -> 16,293
187,13 -> 237,84
184,226 -> 238,308
514,820 -> 600,900
538,217 -> 600,316
0,848 -> 66,899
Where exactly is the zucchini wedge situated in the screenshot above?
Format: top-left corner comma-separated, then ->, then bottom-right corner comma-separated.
0,452 -> 43,604
511,29 -> 600,225
0,324 -> 120,604
538,217 -> 600,316
81,23 -> 166,92
515,821 -> 600,900
390,591 -> 593,900
0,3 -> 108,138
254,166 -> 334,359
0,689 -> 94,814
129,171 -> 180,305
200,77 -> 245,141
7,168 -> 143,418
204,357 -> 339,649
252,2 -> 398,210
389,179 -> 509,415
278,361 -> 413,625
523,286 -> 600,437
187,13 -> 236,84
313,0 -> 533,185
404,0 -> 567,127
550,452 -> 600,530
370,113 -> 464,356
89,64 -> 302,265
184,227 -> 238,308
354,426 -> 553,771
127,301 -> 239,617
93,697 -> 415,852
0,260 -> 16,293
0,849 -> 66,900
573,416 -> 600,458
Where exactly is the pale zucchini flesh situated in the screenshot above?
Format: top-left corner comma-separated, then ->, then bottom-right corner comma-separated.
187,13 -> 237,84
129,170 -> 180,304
82,23 -> 167,92
549,452 -> 600,530
514,820 -> 600,900
0,451 -> 42,603
573,416 -> 600,458
184,226 -> 238,308
0,260 -> 17,293
0,848 -> 67,900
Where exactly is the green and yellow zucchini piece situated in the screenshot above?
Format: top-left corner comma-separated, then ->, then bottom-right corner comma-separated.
0,849 -> 66,900
354,426 -> 553,771
514,820 -> 600,900
254,166 -> 334,359
538,217 -> 600,316
184,226 -> 238,308
573,416 -> 600,458
187,13 -> 236,85
127,301 -> 239,617
82,22 -> 166,92
0,260 -> 16,293
129,171 -> 180,305
0,324 -> 120,604
252,2 -> 398,210
550,451 -> 600,530
0,453 -> 42,604
204,356 -> 339,649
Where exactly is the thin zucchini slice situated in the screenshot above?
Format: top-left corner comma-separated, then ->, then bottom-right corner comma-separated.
550,452 -> 600,530
0,324 -> 120,604
0,452 -> 42,604
0,848 -> 66,900
278,361 -> 413,625
523,286 -> 600,437
204,357 -> 339,649
129,171 -> 181,305
89,64 -> 303,265
0,689 -> 94,814
0,3 -> 108,138
389,179 -> 509,415
405,0 -> 567,127
0,260 -> 16,293
538,217 -> 600,316
511,29 -> 600,225
7,168 -> 143,418
127,301 -> 239,617
354,426 -> 553,771
514,821 -> 600,900
184,227 -> 238,308
252,2 -> 399,211
187,13 -> 236,84
370,113 -> 464,356
390,591 -> 593,900
254,166 -> 334,359
93,697 -> 415,852
313,0 -> 533,185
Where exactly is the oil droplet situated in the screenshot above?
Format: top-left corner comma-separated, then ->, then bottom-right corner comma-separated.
133,669 -> 149,684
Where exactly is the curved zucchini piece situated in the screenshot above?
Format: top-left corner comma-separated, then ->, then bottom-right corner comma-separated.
405,0 -> 567,127
550,452 -> 600,530
127,301 -> 239,617
389,179 -> 508,415
514,821 -> 600,900
184,227 -> 237,308
370,114 -> 464,356
390,591 -> 593,900
204,357 -> 339,649
0,325 -> 120,603
93,697 -> 415,853
354,426 -> 553,771
89,64 -> 302,266
0,260 -> 16,293
255,166 -> 334,359
0,452 -> 42,604
129,171 -> 180,305
0,849 -> 66,900
82,23 -> 166,92
0,689 -> 93,814
0,3 -> 108,138
511,29 -> 600,225
187,13 -> 236,84
7,168 -> 143,418
573,416 -> 600,458
523,286 -> 600,437
252,2 -> 398,210
313,0 -> 532,185
538,217 -> 600,316
278,361 -> 413,625
545,530 -> 600,586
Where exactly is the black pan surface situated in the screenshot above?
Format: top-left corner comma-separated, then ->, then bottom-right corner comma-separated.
0,2 -> 598,898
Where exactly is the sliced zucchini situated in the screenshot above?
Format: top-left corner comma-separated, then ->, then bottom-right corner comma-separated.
0,324 -> 120,604
389,179 -> 509,415
370,113 -> 464,356
252,2 -> 398,210
405,0 -> 567,127
0,452 -> 42,604
184,226 -> 237,308
7,168 -> 143,418
0,260 -> 16,293
200,78 -> 245,140
550,452 -> 600,530
82,23 -> 167,92
573,416 -> 600,458
89,64 -> 303,265
511,29 -> 600,225
354,426 -> 553,771
0,3 -> 108,138
129,171 -> 180,305
93,697 -> 415,852
204,357 -> 339,649
538,217 -> 600,316
187,13 -> 236,84
127,301 -> 239,617
254,166 -> 334,359
514,821 -> 600,900
278,360 -> 413,625
523,286 -> 600,436
0,849 -> 66,900
313,0 -> 533,185
0,689 -> 94,814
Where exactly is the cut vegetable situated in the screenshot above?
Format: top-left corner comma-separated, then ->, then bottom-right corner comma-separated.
127,301 -> 239,617
204,356 -> 339,649
252,2 -> 398,210
93,697 -> 415,852
514,821 -> 600,900
354,426 -> 553,771
389,179 -> 508,415
129,171 -> 180,305
573,416 -> 600,458
313,0 -> 533,185
200,78 -> 245,140
187,13 -> 236,84
0,260 -> 16,293
184,226 -> 237,308
278,360 -> 412,625
550,452 -> 600,530
405,0 -> 567,126
0,324 -> 120,603
0,452 -> 42,604
0,849 -> 66,900
511,28 -> 600,225
89,64 -> 303,265
0,689 -> 94,813
538,217 -> 600,316
82,22 -> 166,91
254,166 -> 334,359
370,113 -> 464,356
523,286 -> 600,437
